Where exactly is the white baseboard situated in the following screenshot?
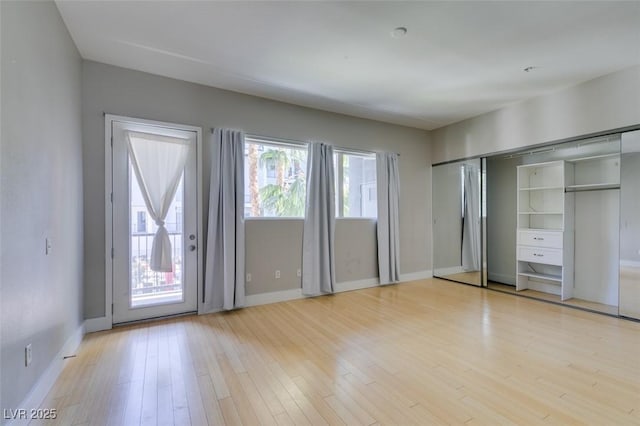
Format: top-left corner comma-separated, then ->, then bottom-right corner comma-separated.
245,288 -> 303,307
335,278 -> 380,292
83,316 -> 112,333
7,323 -> 85,426
488,272 -> 516,285
243,272 -> 432,308
400,270 -> 433,282
433,266 -> 466,276
245,278 -> 381,307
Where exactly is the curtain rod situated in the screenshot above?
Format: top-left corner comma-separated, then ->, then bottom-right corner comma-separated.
209,128 -> 399,157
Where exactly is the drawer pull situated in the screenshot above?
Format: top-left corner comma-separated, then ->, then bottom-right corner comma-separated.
533,253 -> 544,257
534,237 -> 545,241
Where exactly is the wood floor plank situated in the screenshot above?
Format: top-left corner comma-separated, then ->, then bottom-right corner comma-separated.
35,279 -> 640,425
218,396 -> 243,426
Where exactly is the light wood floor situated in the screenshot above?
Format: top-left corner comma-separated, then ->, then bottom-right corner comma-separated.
34,279 -> 640,425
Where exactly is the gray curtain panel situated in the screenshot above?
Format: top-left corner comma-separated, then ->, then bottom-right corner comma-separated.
302,142 -> 336,296
204,128 -> 245,311
376,152 -> 400,284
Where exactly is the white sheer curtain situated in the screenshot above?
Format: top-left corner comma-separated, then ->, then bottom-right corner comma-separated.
302,142 -> 336,296
126,131 -> 190,272
204,128 -> 246,312
462,164 -> 481,271
376,152 -> 400,284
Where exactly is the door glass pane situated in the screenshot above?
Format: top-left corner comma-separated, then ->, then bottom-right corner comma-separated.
129,162 -> 184,308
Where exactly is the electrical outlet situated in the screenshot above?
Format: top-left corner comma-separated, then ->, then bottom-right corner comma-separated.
25,344 -> 32,367
297,269 -> 301,277
246,273 -> 252,282
275,270 -> 281,279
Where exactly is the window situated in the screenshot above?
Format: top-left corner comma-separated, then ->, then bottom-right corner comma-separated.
334,152 -> 377,218
244,138 -> 308,217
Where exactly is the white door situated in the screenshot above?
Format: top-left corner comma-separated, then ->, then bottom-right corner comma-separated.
110,118 -> 198,324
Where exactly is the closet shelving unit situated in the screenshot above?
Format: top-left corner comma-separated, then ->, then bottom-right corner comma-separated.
516,161 -> 574,300
516,153 -> 621,302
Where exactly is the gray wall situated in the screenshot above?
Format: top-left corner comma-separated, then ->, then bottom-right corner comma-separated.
1,0 -> 83,415
431,65 -> 640,164
245,218 -> 378,295
486,157 -> 519,285
82,61 -> 431,318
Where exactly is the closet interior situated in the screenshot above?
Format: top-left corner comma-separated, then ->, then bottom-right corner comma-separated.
433,129 -> 640,319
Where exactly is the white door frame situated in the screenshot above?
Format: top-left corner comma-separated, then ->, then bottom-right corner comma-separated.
104,114 -> 203,327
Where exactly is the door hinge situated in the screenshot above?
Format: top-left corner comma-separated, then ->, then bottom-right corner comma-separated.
110,192 -> 113,203
111,303 -> 114,315
110,136 -> 113,147
111,248 -> 114,258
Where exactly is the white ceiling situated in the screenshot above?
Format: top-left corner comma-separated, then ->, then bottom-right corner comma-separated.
56,1 -> 640,130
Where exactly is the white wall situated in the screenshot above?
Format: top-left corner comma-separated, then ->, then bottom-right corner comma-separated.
82,61 -> 432,318
431,66 -> 640,163
1,0 -> 83,416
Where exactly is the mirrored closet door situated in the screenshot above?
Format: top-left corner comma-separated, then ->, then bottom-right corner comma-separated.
433,159 -> 483,286
619,130 -> 640,320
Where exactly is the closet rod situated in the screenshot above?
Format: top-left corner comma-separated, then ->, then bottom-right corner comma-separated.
565,185 -> 620,193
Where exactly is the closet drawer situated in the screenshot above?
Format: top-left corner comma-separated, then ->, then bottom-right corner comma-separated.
517,230 -> 563,249
517,246 -> 563,266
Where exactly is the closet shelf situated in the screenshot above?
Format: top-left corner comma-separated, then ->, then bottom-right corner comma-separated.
565,183 -> 620,192
519,186 -> 564,191
517,271 -> 562,283
518,211 -> 564,215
